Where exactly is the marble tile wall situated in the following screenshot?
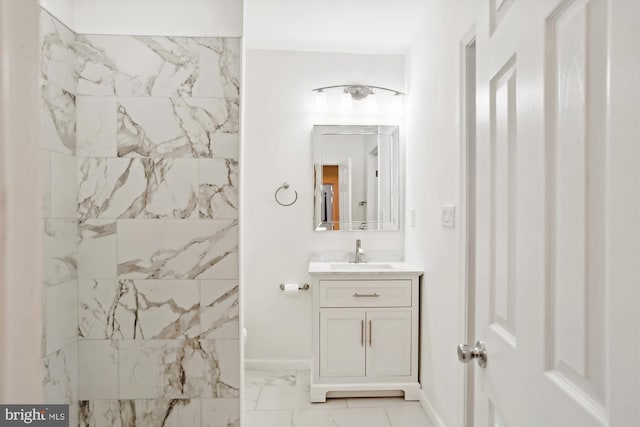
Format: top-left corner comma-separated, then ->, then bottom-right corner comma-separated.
40,9 -> 241,427
73,32 -> 241,427
40,10 -> 79,427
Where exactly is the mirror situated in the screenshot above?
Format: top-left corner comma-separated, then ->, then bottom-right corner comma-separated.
313,125 -> 399,231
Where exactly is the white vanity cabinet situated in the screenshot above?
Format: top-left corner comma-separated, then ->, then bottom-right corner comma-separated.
308,263 -> 422,402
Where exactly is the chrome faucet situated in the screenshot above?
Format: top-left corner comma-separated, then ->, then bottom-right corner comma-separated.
354,239 -> 367,263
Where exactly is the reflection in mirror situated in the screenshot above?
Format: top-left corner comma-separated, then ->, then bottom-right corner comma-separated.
313,125 -> 399,231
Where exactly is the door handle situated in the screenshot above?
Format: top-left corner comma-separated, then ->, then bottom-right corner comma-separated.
354,293 -> 380,298
361,320 -> 364,347
457,340 -> 487,368
369,320 -> 372,346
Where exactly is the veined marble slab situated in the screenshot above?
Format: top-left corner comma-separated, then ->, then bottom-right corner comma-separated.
118,339 -> 239,399
308,261 -> 423,275
78,399 -> 204,427
41,83 -> 76,155
40,10 -> 77,94
199,159 -> 238,219
117,97 -> 238,159
78,219 -> 117,279
43,341 -> 78,406
43,219 -> 78,287
79,279 -> 200,340
117,220 -> 238,280
75,35 -> 240,100
78,157 -> 199,219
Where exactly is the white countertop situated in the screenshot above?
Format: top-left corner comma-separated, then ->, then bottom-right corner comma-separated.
308,261 -> 423,275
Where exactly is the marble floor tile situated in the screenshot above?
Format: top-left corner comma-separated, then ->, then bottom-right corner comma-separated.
244,410 -> 292,427
346,397 -> 420,408
385,405 -> 435,427
292,407 -> 392,427
243,384 -> 261,411
295,370 -> 311,386
244,370 -> 296,386
256,385 -> 347,411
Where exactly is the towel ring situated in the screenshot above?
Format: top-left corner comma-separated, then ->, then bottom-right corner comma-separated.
275,183 -> 298,207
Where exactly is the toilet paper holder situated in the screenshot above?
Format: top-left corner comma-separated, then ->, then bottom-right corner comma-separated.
279,283 -> 310,291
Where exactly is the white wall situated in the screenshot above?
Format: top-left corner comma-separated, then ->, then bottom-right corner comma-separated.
242,50 -> 405,361
40,0 -> 242,37
0,0 -> 43,403
404,1 -> 476,426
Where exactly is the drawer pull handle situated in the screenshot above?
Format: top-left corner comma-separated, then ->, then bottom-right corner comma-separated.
353,293 -> 380,298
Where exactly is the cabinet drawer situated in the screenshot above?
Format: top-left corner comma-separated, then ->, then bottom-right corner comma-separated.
318,280 -> 412,307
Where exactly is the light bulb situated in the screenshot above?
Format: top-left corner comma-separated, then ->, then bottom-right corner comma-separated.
339,91 -> 353,113
391,93 -> 403,114
314,90 -> 327,112
365,92 -> 378,114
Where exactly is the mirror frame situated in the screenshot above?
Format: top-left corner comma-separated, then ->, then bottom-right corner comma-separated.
313,124 -> 400,232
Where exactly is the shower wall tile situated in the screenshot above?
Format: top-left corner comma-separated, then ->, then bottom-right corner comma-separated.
40,11 -> 78,94
75,35 -> 240,99
43,341 -> 78,404
117,97 -> 238,159
78,219 -> 117,279
79,280 -> 121,339
76,35 -> 197,97
79,340 -> 119,400
200,280 -> 239,339
79,399 -> 202,427
118,339 -> 239,400
79,279 -> 200,340
193,38 -> 241,101
51,152 -> 77,218
201,398 -> 240,427
69,28 -> 241,427
199,159 -> 238,219
78,158 -> 199,219
41,83 -> 76,155
45,281 -> 78,354
43,219 -> 78,287
201,339 -> 240,397
77,96 -> 117,157
117,220 -> 238,280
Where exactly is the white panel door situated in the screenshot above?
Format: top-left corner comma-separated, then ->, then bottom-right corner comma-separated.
471,0 -> 639,426
319,310 -> 365,377
366,311 -> 412,377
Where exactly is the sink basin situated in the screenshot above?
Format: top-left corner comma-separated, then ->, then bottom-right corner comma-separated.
330,263 -> 393,270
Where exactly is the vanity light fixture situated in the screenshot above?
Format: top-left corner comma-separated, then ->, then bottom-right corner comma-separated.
312,84 -> 405,114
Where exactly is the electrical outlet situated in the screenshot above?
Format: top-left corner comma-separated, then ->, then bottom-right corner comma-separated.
442,205 -> 455,228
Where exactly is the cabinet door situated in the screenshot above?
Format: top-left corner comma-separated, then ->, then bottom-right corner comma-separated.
319,311 -> 366,377
365,311 -> 412,377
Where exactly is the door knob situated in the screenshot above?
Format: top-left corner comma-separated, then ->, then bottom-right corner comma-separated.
457,340 -> 487,368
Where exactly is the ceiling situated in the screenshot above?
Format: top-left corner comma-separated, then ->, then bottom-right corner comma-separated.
243,0 -> 430,54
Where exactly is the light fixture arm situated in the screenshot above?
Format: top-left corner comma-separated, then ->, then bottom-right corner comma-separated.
312,84 -> 405,99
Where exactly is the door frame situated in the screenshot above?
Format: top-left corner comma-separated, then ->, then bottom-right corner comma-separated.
458,25 -> 477,427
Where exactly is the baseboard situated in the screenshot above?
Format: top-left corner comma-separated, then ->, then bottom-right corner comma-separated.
418,388 -> 447,427
244,358 -> 311,371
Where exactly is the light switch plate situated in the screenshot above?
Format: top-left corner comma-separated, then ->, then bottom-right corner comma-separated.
442,205 -> 455,228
